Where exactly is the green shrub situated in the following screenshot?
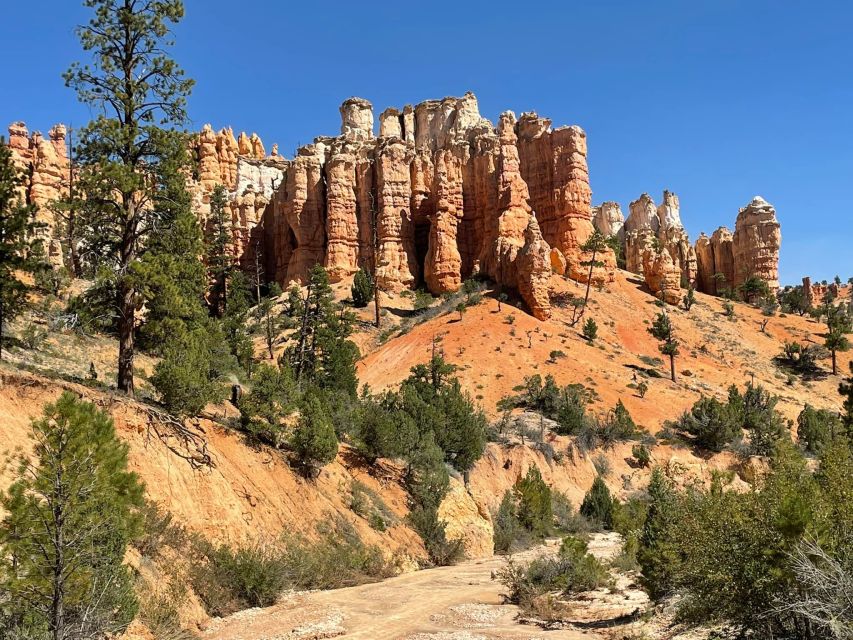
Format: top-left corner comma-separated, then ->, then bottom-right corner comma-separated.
192,541 -> 289,616
351,267 -> 374,307
580,476 -> 614,529
493,490 -> 522,554
632,443 -> 651,467
515,467 -> 553,538
796,404 -> 843,454
582,317 -> 598,341
671,395 -> 741,452
497,535 -> 609,608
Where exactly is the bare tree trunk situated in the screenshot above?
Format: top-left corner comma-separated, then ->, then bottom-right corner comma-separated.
670,354 -> 676,382
117,281 -> 135,396
0,294 -> 4,361
117,199 -> 136,396
832,350 -> 837,375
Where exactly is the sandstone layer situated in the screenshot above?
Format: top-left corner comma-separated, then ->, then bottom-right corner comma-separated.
241,93 -> 616,319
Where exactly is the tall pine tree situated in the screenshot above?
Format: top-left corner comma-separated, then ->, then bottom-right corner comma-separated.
65,0 -> 194,395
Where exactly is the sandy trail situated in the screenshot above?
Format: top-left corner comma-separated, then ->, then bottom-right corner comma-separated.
202,543 -> 594,640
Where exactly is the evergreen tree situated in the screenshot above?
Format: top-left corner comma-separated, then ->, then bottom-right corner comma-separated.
574,229 -> 608,326
254,283 -> 283,360
65,0 -> 194,395
514,467 -> 553,538
582,317 -> 598,341
0,142 -> 43,360
0,393 -> 144,639
839,362 -> 853,438
292,392 -> 339,477
150,318 -> 232,417
289,265 -> 359,395
738,275 -> 771,304
682,285 -> 696,311
206,184 -> 233,317
674,396 -> 741,452
638,467 -> 681,598
350,267 -> 374,308
780,286 -> 811,316
492,490 -> 520,553
580,475 -> 614,528
134,192 -> 207,353
796,404 -> 843,454
825,307 -> 851,375
221,270 -> 255,375
238,362 -> 297,447
648,311 -> 679,382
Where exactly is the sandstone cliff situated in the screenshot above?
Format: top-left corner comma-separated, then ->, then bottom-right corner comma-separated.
241,92 -> 615,319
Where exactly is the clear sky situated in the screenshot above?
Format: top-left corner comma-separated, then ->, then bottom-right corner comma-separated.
2,0 -> 851,285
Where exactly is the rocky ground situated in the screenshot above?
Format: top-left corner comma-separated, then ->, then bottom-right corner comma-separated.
201,534 -> 627,640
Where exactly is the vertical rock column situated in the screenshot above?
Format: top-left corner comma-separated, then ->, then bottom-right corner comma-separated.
324,145 -> 361,282
283,145 -> 327,284
375,139 -> 416,291
732,196 -> 781,290
424,148 -> 464,293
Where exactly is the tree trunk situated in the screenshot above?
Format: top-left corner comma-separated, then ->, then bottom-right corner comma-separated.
0,294 -> 4,361
117,280 -> 135,395
374,287 -> 381,328
832,350 -> 837,375
670,354 -> 676,382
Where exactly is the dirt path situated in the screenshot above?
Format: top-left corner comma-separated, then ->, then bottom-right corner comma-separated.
202,542 -> 598,640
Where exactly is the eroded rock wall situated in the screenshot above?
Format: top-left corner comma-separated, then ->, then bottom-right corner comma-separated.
247,92 -> 609,319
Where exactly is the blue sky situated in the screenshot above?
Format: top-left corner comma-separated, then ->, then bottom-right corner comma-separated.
2,0 -> 851,285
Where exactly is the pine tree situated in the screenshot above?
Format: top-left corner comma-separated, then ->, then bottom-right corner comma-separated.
514,467 -> 553,538
292,392 -> 339,477
289,265 -> 359,395
150,318 -> 232,417
648,311 -> 679,382
238,362 -> 297,447
0,393 -> 144,639
350,267 -> 374,308
0,142 -> 43,360
638,467 -> 680,598
682,285 -> 696,311
222,270 -> 255,375
133,194 -> 207,353
575,229 -> 608,325
582,317 -> 598,341
255,283 -> 283,360
580,475 -> 614,528
206,184 -> 233,317
825,306 -> 851,375
65,0 -> 194,395
841,363 -> 853,438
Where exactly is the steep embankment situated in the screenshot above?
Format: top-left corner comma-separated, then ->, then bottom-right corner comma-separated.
0,370 -> 422,558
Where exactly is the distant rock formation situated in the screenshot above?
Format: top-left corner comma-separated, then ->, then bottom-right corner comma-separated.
692,197 -> 781,295
191,124 -> 287,265
592,201 -> 624,240
5,122 -> 69,266
244,92 -> 618,319
624,191 -> 697,296
731,196 -> 781,291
